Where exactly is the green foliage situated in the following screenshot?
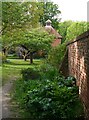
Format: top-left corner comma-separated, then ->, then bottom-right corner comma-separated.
58,21 -> 89,43
0,52 -> 6,63
26,86 -> 82,120
39,2 -> 61,29
21,62 -> 59,81
66,22 -> 89,42
13,28 -> 53,51
2,2 -> 43,57
12,27 -> 54,63
13,68 -> 84,119
21,68 -> 40,81
58,21 -> 73,43
39,63 -> 59,80
2,26 -> 54,63
2,2 -> 43,34
2,58 -> 42,85
48,43 -> 66,68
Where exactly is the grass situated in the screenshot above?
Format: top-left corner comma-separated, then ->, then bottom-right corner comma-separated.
1,58 -> 43,118
2,58 -> 42,85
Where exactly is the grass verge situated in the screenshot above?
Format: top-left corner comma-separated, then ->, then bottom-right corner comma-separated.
2,58 -> 42,85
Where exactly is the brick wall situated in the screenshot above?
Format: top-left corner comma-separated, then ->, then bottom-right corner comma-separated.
67,31 -> 89,119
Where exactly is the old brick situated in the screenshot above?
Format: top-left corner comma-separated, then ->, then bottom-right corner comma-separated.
60,30 -> 89,119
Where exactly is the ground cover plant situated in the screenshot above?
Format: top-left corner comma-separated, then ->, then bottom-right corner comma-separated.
13,63 -> 84,119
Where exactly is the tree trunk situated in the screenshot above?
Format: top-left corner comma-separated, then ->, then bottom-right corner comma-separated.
23,55 -> 27,61
30,53 -> 33,64
3,48 -> 7,56
24,56 -> 27,61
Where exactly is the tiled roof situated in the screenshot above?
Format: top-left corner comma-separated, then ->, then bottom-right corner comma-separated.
45,25 -> 62,39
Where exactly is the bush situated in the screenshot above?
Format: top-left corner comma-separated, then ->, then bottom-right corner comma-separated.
13,73 -> 84,119
39,63 -> 59,80
48,43 -> 66,68
25,86 -> 82,120
21,68 -> 40,81
21,63 -> 59,81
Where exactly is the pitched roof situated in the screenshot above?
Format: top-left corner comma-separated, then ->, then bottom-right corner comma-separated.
45,19 -> 62,39
45,25 -> 62,39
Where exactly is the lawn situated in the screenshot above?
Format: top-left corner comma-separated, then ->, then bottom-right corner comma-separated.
2,58 -> 42,85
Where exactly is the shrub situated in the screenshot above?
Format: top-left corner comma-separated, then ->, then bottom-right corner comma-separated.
23,78 -> 84,120
48,43 -> 66,69
39,63 -> 59,80
21,68 -> 40,81
13,74 -> 84,119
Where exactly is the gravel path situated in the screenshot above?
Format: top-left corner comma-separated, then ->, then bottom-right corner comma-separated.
2,80 -> 13,118
1,79 -> 20,119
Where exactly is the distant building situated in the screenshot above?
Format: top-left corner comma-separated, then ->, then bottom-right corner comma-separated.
45,19 -> 62,47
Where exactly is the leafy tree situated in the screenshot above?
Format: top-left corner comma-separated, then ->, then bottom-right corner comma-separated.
12,28 -> 54,64
66,21 -> 89,42
39,2 -> 61,29
2,2 -> 43,56
58,21 -> 89,43
2,2 -> 43,34
58,21 -> 73,43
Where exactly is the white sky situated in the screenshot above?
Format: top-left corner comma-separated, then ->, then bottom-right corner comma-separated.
51,0 -> 88,22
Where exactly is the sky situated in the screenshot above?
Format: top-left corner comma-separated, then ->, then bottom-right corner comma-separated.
51,0 -> 88,22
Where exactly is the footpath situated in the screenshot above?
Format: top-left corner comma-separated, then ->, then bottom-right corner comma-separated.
1,79 -> 20,119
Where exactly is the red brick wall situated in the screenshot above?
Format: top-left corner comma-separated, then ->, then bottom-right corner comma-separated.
67,31 -> 89,119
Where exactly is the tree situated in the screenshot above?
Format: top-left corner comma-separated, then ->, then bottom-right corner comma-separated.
66,21 -> 89,42
2,2 -> 43,34
2,2 -> 43,56
58,21 -> 73,43
12,28 -> 54,64
39,2 -> 61,29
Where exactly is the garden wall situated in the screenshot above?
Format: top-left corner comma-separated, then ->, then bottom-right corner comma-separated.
60,30 -> 89,119
67,31 -> 89,119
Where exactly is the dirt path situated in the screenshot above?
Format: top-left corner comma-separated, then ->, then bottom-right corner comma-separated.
1,79 -> 20,119
2,79 -> 13,118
